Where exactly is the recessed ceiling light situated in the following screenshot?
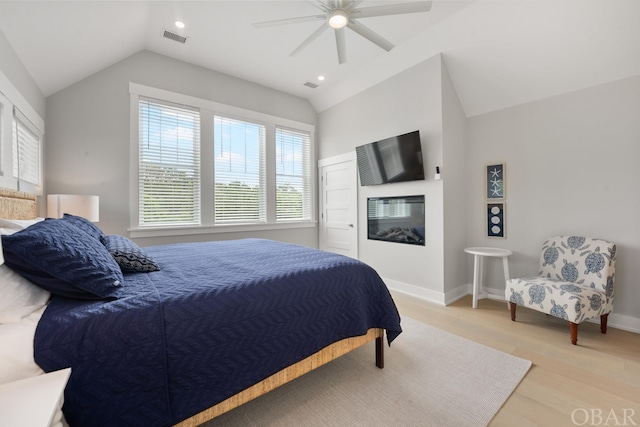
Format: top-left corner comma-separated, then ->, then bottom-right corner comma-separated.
175,21 -> 185,29
318,75 -> 325,81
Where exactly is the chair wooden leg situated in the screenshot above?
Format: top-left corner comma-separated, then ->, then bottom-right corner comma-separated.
509,302 -> 516,321
600,313 -> 608,334
570,322 -> 578,345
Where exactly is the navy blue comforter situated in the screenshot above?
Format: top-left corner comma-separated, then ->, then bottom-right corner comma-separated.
34,239 -> 402,426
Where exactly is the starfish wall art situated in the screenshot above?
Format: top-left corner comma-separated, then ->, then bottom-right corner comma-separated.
486,163 -> 506,238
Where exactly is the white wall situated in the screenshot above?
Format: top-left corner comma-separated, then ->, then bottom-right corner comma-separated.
0,31 -> 45,119
466,74 -> 640,331
319,55 -> 466,303
441,61 -> 468,298
45,50 -> 318,248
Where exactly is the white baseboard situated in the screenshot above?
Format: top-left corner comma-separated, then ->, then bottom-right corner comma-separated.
382,277 -> 446,306
608,313 -> 640,334
385,278 -> 640,335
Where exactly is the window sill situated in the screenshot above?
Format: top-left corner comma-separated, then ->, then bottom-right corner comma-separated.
128,221 -> 317,239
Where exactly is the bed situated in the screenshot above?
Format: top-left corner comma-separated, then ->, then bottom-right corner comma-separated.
0,188 -> 402,427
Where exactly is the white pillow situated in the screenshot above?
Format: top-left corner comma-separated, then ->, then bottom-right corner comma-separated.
0,306 -> 46,385
0,217 -> 50,322
0,264 -> 50,324
0,218 -> 44,236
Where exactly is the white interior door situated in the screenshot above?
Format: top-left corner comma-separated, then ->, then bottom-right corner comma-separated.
318,152 -> 358,259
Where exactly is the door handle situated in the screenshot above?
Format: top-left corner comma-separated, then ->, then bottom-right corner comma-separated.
348,224 -> 354,228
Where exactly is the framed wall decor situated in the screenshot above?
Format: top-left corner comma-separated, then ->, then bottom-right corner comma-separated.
486,163 -> 505,199
487,202 -> 505,238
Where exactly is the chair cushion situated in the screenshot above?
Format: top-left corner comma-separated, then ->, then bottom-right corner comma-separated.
506,277 -> 612,324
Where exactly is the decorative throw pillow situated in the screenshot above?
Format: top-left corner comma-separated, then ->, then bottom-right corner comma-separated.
1,219 -> 123,300
101,235 -> 161,273
60,213 -> 104,240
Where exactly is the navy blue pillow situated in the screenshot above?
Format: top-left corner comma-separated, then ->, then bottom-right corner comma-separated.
101,235 -> 160,273
60,213 -> 104,240
1,219 -> 123,300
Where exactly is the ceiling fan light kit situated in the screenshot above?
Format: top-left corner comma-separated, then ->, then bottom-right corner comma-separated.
328,9 -> 349,29
253,1 -> 432,64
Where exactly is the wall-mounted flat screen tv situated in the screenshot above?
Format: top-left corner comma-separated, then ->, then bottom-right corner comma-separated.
355,130 -> 425,186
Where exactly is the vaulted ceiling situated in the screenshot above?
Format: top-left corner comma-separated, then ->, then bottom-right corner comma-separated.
1,0 -> 639,117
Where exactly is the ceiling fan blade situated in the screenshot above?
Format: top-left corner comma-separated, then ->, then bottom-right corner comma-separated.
344,0 -> 364,11
253,14 -> 326,28
347,20 -> 394,52
351,1 -> 432,19
335,28 -> 347,64
290,23 -> 329,57
305,0 -> 330,12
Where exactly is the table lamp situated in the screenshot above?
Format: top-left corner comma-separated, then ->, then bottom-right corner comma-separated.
47,194 -> 99,222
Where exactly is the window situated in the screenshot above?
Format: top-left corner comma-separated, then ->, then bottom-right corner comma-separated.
0,71 -> 44,195
12,108 -> 41,187
130,83 -> 315,235
138,97 -> 200,226
275,127 -> 311,221
214,116 -> 266,223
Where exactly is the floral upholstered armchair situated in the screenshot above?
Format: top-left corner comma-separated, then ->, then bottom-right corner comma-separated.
505,236 -> 617,345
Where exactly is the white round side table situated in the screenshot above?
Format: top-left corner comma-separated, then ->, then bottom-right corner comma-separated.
464,247 -> 513,309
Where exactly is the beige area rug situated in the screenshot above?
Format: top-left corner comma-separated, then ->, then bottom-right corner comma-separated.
204,316 -> 532,426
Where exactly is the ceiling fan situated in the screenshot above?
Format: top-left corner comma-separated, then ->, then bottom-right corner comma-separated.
253,1 -> 432,64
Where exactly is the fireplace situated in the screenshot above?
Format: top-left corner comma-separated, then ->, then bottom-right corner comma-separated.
367,195 -> 425,245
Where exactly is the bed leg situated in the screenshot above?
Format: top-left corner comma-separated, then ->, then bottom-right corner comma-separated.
375,337 -> 384,369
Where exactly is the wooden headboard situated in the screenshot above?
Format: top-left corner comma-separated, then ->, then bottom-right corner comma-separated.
0,187 -> 37,219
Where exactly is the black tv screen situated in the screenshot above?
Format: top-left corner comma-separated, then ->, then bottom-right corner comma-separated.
355,130 -> 425,186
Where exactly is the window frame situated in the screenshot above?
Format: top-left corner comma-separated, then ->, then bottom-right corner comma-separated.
129,83 -> 316,238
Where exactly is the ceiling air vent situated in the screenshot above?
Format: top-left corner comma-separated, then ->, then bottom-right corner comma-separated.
303,81 -> 319,89
162,29 -> 188,44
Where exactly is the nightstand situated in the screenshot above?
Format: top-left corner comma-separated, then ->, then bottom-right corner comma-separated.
0,368 -> 71,427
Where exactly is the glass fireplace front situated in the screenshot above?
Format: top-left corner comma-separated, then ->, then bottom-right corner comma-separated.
367,195 -> 425,245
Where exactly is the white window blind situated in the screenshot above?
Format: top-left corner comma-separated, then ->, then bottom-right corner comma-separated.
138,97 -> 201,226
275,127 -> 311,221
12,107 -> 41,187
214,115 -> 266,223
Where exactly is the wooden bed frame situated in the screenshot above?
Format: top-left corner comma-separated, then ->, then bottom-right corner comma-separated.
177,328 -> 384,426
0,187 -> 385,426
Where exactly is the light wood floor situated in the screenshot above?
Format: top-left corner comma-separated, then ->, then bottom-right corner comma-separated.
391,291 -> 640,427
